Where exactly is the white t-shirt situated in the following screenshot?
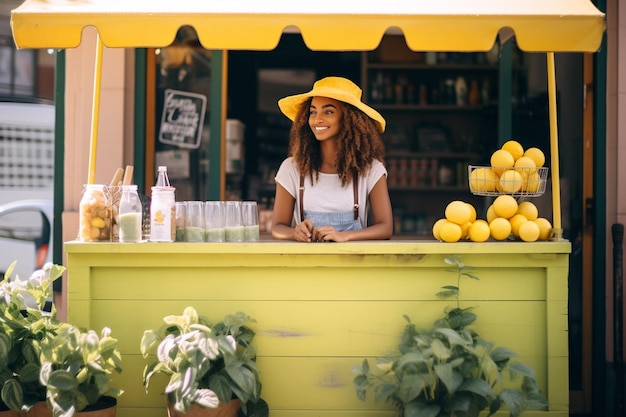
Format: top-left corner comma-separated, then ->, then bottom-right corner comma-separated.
274,157 -> 387,228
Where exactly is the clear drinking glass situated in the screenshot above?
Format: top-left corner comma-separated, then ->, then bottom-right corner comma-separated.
204,201 -> 225,242
242,201 -> 260,242
175,201 -> 187,242
185,201 -> 205,242
224,201 -> 244,242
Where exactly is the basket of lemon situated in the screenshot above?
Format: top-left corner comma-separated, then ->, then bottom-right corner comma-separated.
468,140 -> 548,197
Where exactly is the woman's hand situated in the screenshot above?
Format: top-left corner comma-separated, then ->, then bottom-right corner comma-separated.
312,226 -> 347,242
294,219 -> 314,242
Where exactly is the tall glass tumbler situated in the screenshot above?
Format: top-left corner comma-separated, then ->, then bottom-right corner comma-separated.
204,201 -> 225,242
185,201 -> 205,242
224,201 -> 244,242
242,201 -> 260,242
175,201 -> 187,242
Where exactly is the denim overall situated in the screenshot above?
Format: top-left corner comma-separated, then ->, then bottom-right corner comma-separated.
299,173 -> 362,232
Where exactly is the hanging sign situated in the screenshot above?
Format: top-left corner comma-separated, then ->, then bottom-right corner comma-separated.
158,89 -> 207,149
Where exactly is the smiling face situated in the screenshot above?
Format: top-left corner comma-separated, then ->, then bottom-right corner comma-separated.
308,96 -> 344,142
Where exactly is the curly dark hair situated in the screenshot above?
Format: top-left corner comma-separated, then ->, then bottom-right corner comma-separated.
288,97 -> 385,186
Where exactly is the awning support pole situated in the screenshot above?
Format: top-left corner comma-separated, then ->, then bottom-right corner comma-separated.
547,52 -> 563,240
88,34 -> 104,184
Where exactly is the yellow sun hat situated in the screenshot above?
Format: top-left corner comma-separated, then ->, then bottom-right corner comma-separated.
278,76 -> 386,133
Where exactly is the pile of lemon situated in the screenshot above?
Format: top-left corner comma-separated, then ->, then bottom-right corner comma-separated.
469,139 -> 545,194
433,198 -> 553,242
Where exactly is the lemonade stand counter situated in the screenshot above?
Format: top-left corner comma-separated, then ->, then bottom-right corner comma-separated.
64,239 -> 571,417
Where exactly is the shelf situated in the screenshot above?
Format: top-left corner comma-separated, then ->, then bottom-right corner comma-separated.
386,151 -> 480,159
374,104 -> 487,112
366,62 -> 499,71
388,185 -> 469,192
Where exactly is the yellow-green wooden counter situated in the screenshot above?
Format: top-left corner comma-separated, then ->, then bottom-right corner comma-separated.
64,240 -> 571,417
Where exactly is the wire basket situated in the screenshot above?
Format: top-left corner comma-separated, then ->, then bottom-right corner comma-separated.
467,165 -> 549,197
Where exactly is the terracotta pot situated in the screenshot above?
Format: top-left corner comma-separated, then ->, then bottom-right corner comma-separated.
166,399 -> 240,417
0,409 -> 18,417
26,397 -> 117,417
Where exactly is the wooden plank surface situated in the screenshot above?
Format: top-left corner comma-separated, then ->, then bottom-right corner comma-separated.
65,241 -> 570,417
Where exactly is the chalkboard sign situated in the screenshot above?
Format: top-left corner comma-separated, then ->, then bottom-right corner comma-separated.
158,89 -> 207,149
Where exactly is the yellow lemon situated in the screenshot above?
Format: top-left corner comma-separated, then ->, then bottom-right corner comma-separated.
524,147 -> 546,168
492,195 -> 518,219
440,221 -> 463,243
502,139 -> 525,161
469,167 -> 499,192
534,217 -> 553,241
522,171 -> 542,193
519,220 -> 541,242
517,201 -> 539,221
509,213 -> 529,238
486,205 -> 497,223
499,169 -> 523,193
468,220 -> 491,242
460,221 -> 472,240
489,217 -> 512,241
514,156 -> 537,175
466,203 -> 477,223
445,200 -> 472,225
490,149 -> 515,176
432,218 -> 448,240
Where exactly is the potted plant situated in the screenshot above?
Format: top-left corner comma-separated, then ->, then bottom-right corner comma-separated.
353,256 -> 549,417
36,323 -> 123,417
140,307 -> 268,417
0,261 -> 123,417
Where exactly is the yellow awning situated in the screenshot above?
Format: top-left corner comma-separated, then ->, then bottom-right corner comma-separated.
11,0 -> 605,52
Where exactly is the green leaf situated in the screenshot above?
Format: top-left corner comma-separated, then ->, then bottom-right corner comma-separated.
431,338 -> 450,360
361,358 -> 370,374
226,361 -> 257,400
20,362 -> 41,383
461,272 -> 480,280
458,377 -> 495,400
193,389 -> 220,408
397,373 -> 429,403
373,382 -> 398,404
47,370 -> 79,391
395,352 -> 426,371
404,400 -> 440,417
353,374 -> 368,400
524,388 -> 549,410
4,261 -> 17,280
434,362 -> 463,394
508,361 -> 537,379
140,330 -> 159,356
446,391 -> 472,413
436,328 -> 471,348
490,346 -> 517,362
488,396 -> 501,416
500,389 -> 524,416
436,289 -> 458,299
1,379 -> 24,411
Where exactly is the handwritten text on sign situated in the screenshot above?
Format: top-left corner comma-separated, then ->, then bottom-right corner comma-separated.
158,89 -> 207,149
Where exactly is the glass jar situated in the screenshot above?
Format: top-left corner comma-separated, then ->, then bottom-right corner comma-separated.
150,186 -> 176,242
78,184 -> 111,242
118,185 -> 143,243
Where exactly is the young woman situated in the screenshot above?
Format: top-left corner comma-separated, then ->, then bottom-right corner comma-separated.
271,76 -> 393,242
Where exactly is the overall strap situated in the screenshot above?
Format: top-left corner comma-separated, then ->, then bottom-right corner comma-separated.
299,174 -> 305,222
353,171 -> 359,221
299,172 -> 359,222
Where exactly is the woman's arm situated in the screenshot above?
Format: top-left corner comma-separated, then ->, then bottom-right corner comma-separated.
271,183 -> 314,242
